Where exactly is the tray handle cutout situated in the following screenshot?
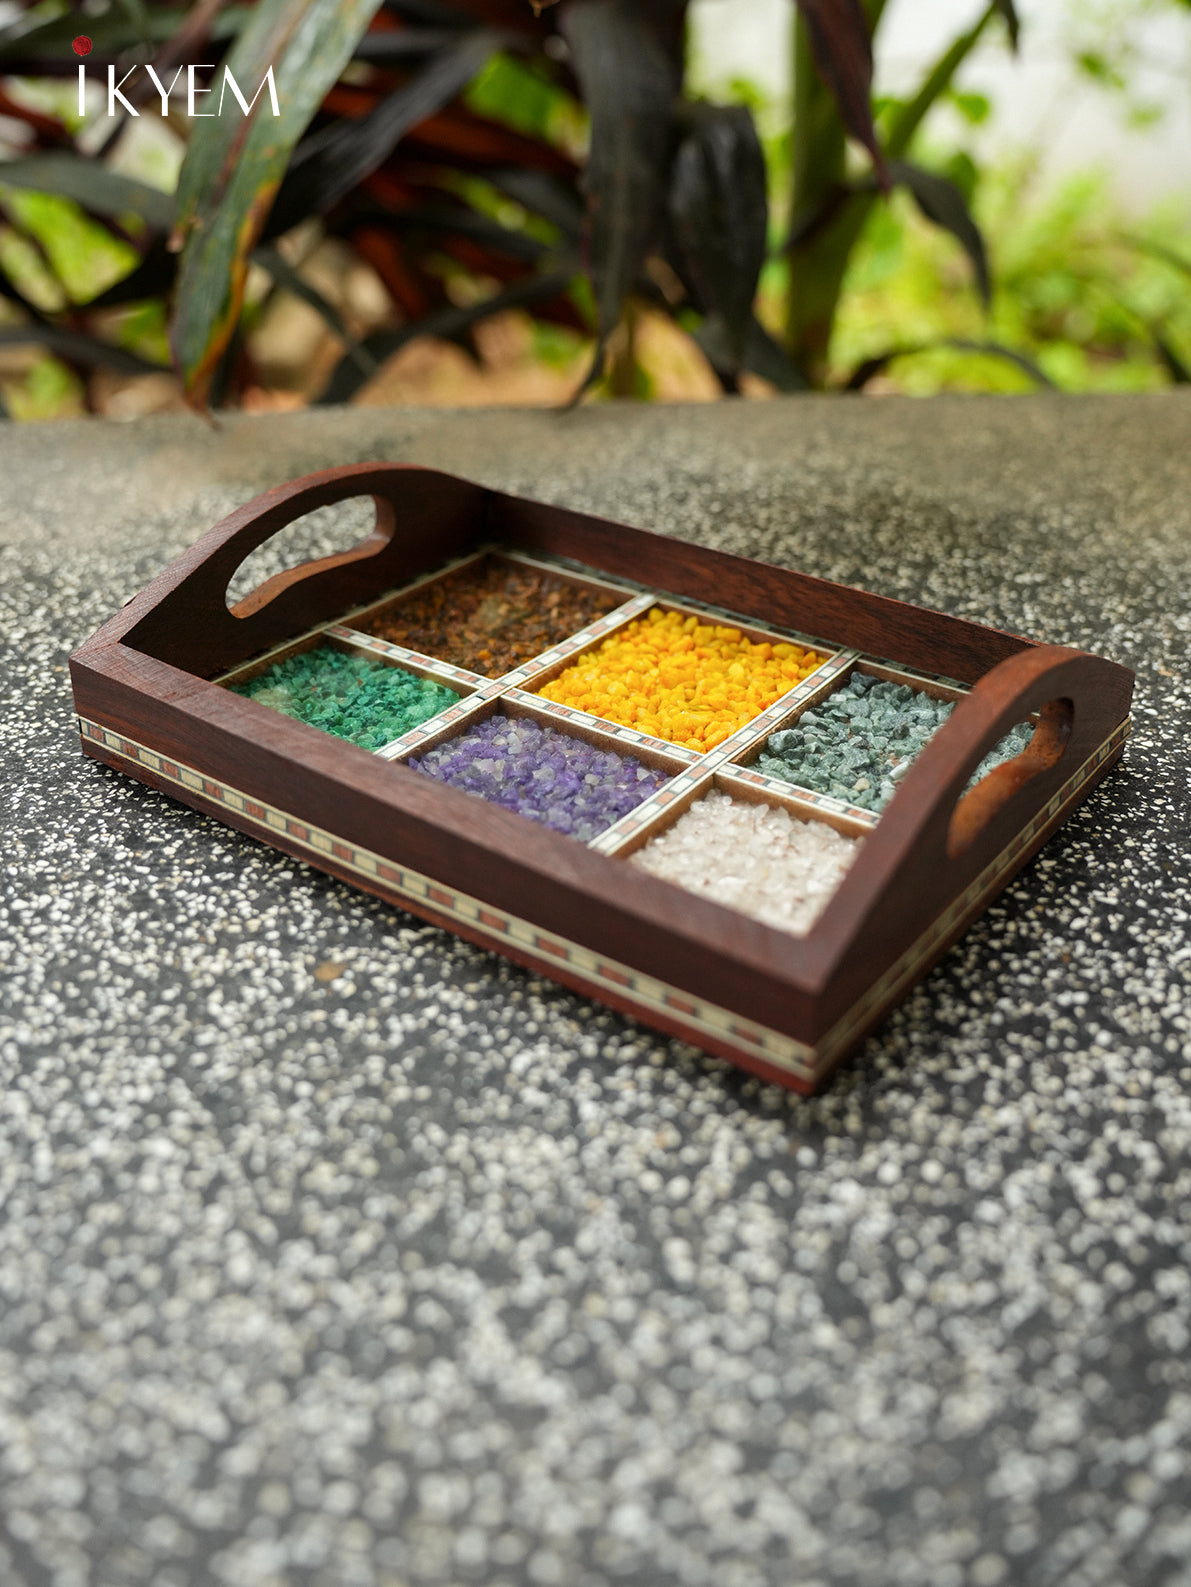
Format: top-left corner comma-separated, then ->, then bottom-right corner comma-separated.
226,495 -> 392,616
946,695 -> 1074,859
117,464 -> 488,677
802,645 -> 1132,1004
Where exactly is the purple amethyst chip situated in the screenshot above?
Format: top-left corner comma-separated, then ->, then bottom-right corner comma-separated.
408,713 -> 669,841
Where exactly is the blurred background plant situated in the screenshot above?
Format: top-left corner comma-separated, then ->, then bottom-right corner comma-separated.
0,0 -> 1187,420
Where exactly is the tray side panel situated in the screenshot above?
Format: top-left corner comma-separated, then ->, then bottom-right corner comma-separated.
74,712 -> 824,1091
488,493 -> 1035,684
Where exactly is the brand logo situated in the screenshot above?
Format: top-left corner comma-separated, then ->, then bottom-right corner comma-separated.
72,36 -> 280,118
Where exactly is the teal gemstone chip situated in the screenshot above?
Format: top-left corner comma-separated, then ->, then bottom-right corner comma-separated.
756,671 -> 1034,813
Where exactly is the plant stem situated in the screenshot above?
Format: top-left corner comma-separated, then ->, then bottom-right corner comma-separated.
784,10 -> 847,384
783,0 -> 1001,384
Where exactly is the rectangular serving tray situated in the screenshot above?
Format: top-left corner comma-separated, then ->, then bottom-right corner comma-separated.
70,464 -> 1134,1093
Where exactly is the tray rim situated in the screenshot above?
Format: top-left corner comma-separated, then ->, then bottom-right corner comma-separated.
69,462 -> 1136,1091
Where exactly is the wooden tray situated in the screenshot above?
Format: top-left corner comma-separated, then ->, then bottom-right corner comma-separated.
70,464 -> 1134,1093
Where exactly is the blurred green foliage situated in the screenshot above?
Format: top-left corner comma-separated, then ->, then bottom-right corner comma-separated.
829,167 -> 1191,393
0,0 -> 1188,416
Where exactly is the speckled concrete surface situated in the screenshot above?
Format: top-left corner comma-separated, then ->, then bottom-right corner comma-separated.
2,395 -> 1190,1587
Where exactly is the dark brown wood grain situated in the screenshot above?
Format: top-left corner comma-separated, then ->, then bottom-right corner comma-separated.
486,493 -> 1035,683
70,464 -> 1136,1091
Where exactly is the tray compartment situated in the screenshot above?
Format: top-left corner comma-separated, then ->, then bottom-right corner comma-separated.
532,604 -> 834,753
222,635 -> 469,753
398,696 -> 684,844
614,773 -> 868,938
732,660 -> 1033,815
346,551 -> 632,678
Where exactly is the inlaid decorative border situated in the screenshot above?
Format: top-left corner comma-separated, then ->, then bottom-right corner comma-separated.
76,717 -> 819,1081
75,714 -> 1131,1088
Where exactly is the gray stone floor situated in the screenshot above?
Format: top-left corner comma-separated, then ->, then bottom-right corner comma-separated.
2,395 -> 1190,1587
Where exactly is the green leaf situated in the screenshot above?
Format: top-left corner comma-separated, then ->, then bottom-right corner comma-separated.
1075,50 -> 1125,90
170,0 -> 384,405
1121,234 -> 1191,282
950,90 -> 991,126
0,153 -> 174,231
0,257 -> 48,319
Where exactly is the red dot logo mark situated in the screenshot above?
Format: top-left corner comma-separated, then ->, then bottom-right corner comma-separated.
72,35 -> 92,57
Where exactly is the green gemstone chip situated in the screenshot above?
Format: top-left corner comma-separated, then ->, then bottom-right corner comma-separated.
231,645 -> 460,752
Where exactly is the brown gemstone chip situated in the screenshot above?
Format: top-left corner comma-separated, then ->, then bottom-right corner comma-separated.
360,557 -> 625,678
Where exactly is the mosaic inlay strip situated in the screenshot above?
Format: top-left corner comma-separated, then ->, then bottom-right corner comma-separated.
702,648 -> 859,771
325,626 -> 487,691
75,714 -> 1130,1086
375,689 -> 500,762
856,654 -> 969,693
75,717 -> 819,1081
587,767 -> 714,856
498,591 -> 656,687
722,764 -> 879,825
502,686 -> 700,766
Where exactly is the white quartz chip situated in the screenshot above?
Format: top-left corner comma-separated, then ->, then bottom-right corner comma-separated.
629,789 -> 862,936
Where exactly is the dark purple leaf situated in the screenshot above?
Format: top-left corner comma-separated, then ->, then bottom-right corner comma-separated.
82,239 -> 177,308
844,339 -> 1054,391
350,199 -> 552,262
0,5 -> 244,74
487,168 -> 583,239
693,315 -> 810,393
252,244 -> 378,378
783,180 -> 854,252
794,0 -> 886,181
992,0 -> 1020,51
0,324 -> 168,374
317,259 -> 578,401
667,102 -> 768,370
0,153 -> 174,230
1154,331 -> 1190,385
380,1 -> 479,25
353,27 -> 461,60
559,0 -> 684,370
889,159 -> 990,304
268,28 -> 502,235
